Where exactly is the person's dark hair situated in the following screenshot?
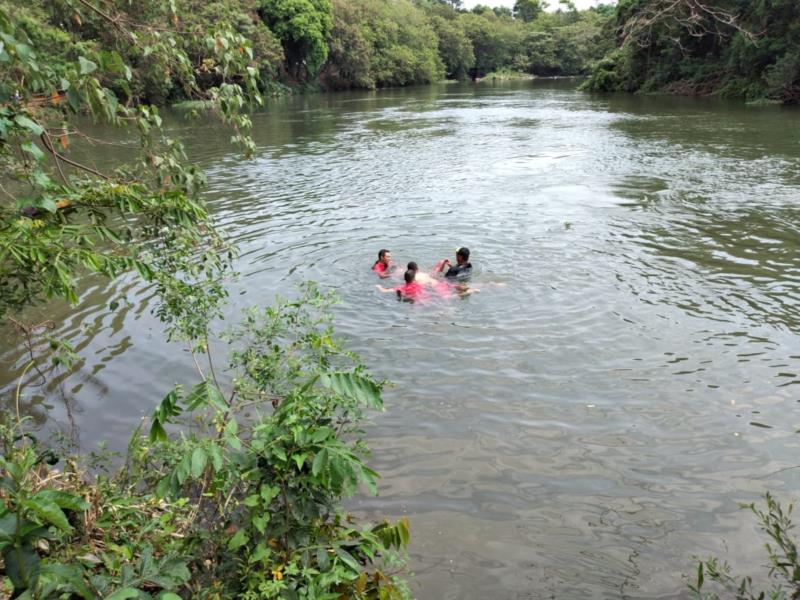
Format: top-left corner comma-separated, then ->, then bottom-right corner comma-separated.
378,249 -> 390,260
407,261 -> 418,271
456,247 -> 470,261
404,269 -> 415,284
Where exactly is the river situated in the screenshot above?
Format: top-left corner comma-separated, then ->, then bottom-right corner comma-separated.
3,79 -> 800,598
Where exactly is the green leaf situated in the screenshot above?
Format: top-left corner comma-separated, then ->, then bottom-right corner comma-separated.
312,448 -> 328,477
78,56 -> 97,75
250,542 -> 270,563
175,457 -> 190,485
334,547 -> 360,572
397,517 -> 410,546
66,88 -> 81,111
14,115 -> 43,135
311,427 -> 332,443
292,453 -> 307,470
105,587 -> 142,600
208,444 -> 223,471
149,421 -> 167,444
190,447 -> 207,478
260,485 -> 279,503
21,140 -> 44,162
149,558 -> 190,588
185,381 -> 228,412
319,372 -> 383,410
316,547 -> 330,572
22,498 -> 72,532
33,195 -> 57,213
227,529 -> 248,550
0,512 -> 16,539
224,419 -> 241,450
39,563 -> 95,599
35,490 -> 90,512
159,594 -> 182,600
100,50 -> 125,75
3,543 -> 40,591
251,513 -> 269,534
360,465 -> 378,495
32,170 -> 53,189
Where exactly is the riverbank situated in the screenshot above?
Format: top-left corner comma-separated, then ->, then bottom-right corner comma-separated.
7,0 -> 610,109
584,3 -> 800,105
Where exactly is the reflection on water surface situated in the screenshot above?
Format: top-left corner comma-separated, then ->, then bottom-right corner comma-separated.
3,80 -> 800,599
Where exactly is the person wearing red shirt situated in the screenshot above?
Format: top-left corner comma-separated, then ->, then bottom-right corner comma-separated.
372,249 -> 394,279
376,269 -> 428,302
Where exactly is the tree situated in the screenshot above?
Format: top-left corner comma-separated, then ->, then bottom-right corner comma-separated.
0,6 -> 413,598
513,0 -> 546,22
585,0 -> 800,103
320,0 -> 374,89
431,15 -> 475,79
258,0 -> 333,81
0,1 -> 260,346
471,4 -> 492,15
461,11 -> 524,78
443,0 -> 464,11
321,0 -> 443,89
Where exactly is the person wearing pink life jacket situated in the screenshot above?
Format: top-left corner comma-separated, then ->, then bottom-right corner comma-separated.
371,249 -> 394,279
376,268 -> 428,302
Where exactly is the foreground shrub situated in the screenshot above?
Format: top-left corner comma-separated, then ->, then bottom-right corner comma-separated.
690,493 -> 800,600
1,285 -> 410,599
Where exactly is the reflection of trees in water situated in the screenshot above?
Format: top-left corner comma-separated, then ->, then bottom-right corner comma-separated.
0,313 -> 127,448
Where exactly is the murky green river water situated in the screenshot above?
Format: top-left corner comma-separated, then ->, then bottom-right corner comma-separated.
3,80 -> 800,598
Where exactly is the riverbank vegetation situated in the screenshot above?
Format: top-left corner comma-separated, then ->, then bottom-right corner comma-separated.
4,0 -> 614,102
1,3 -> 409,597
689,494 -> 800,599
2,287 -> 411,599
585,0 -> 800,104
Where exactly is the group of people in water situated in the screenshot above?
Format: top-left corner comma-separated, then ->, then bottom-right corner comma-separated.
372,247 -> 475,301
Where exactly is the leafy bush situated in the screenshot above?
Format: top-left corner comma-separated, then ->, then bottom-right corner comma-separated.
1,3 -> 410,597
689,493 -> 800,600
1,286 -> 411,599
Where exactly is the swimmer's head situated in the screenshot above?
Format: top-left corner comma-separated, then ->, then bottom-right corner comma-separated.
407,261 -> 418,271
404,269 -> 416,284
456,247 -> 470,264
378,249 -> 391,265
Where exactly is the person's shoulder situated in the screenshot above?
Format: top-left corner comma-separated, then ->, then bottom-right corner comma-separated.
445,263 -> 473,278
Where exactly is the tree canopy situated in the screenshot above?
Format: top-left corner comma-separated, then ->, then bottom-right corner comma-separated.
585,0 -> 800,103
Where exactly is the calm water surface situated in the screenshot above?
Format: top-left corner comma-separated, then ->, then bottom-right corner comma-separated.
3,80 -> 800,598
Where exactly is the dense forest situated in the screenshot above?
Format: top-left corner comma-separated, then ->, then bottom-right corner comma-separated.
6,0 -> 613,104
10,0 -> 797,105
585,0 -> 800,104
